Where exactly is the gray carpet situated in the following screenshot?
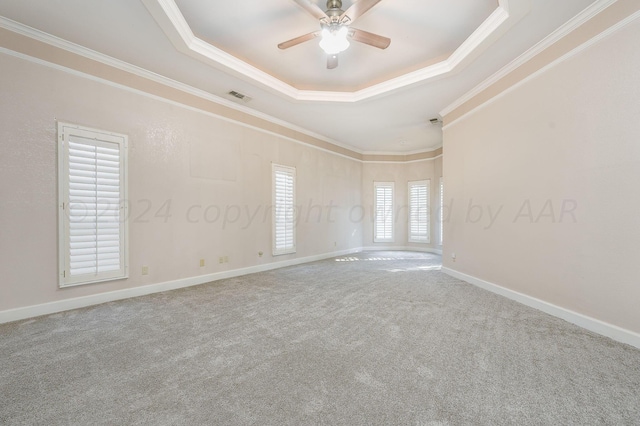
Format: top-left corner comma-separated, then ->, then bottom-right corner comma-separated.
1,251 -> 639,425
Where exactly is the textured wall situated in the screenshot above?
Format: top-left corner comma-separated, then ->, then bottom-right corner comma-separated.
442,19 -> 640,333
0,53 -> 363,311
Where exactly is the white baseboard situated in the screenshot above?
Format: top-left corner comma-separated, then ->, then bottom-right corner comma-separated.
0,247 -> 362,325
362,246 -> 443,255
442,267 -> 640,350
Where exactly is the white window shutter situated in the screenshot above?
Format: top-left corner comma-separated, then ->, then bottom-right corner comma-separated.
272,164 -> 296,255
374,182 -> 394,242
408,180 -> 430,243
58,123 -> 128,287
439,177 -> 444,245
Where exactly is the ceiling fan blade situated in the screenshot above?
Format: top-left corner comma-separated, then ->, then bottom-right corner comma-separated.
278,31 -> 321,49
327,54 -> 339,69
340,0 -> 382,23
292,0 -> 329,20
349,28 -> 390,49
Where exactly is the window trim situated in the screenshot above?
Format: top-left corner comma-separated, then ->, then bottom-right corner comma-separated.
57,122 -> 129,288
408,179 -> 430,244
272,163 -> 296,256
373,181 -> 395,243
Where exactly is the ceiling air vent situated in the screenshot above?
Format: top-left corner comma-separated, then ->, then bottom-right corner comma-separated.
227,90 -> 252,103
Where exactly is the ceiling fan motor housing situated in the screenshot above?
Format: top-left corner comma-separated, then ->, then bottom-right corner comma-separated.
326,0 -> 342,11
325,0 -> 345,23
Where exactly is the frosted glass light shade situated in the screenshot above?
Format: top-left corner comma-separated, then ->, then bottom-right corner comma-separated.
319,27 -> 350,54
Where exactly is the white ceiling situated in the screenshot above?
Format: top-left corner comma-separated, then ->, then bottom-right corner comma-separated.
0,0 -> 597,154
175,0 -> 497,91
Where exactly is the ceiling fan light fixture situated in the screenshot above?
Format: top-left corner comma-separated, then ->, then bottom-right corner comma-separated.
319,26 -> 350,55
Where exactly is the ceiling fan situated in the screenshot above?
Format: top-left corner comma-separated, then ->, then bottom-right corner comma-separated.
278,0 -> 390,69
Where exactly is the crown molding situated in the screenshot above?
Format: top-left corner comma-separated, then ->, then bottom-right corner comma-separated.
442,7 -> 640,131
446,3 -> 511,70
362,146 -> 442,156
0,22 -> 444,161
1,45 -> 369,165
440,0 -> 619,118
142,0 -> 528,103
362,154 -> 443,164
0,16 -> 362,155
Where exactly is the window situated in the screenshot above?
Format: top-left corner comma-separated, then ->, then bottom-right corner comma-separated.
58,122 -> 128,287
439,177 -> 444,245
374,182 -> 394,242
408,180 -> 430,243
272,164 -> 296,255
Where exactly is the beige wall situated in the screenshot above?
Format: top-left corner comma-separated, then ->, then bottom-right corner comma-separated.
442,18 -> 640,333
0,52 -> 364,312
361,158 -> 443,250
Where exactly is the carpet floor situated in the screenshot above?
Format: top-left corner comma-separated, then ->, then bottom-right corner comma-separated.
1,251 -> 639,425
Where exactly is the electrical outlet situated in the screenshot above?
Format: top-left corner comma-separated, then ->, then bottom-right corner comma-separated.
451,253 -> 456,262
258,251 -> 263,257
142,266 -> 149,275
199,259 -> 205,267
219,257 -> 224,264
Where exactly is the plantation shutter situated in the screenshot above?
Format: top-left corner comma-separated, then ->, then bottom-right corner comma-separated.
374,182 -> 394,242
409,180 -> 430,243
439,177 -> 444,245
58,123 -> 128,287
272,164 -> 296,255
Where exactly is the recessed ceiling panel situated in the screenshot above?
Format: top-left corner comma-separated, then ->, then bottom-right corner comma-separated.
0,0 -> 600,154
175,0 -> 498,91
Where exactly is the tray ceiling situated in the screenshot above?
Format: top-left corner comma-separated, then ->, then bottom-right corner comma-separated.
0,0 -> 601,153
